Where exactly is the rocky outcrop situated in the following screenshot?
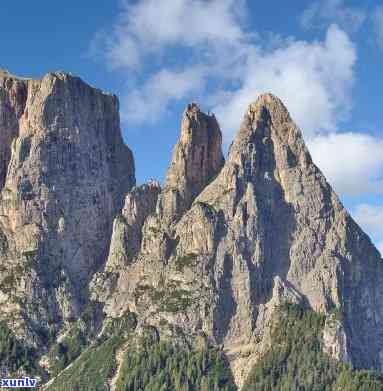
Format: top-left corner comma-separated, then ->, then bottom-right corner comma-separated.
323,313 -> 351,364
94,94 -> 383,388
0,71 -> 135,344
0,70 -> 27,190
105,181 -> 161,271
157,102 -> 224,225
90,103 -> 224,313
2,67 -> 383,389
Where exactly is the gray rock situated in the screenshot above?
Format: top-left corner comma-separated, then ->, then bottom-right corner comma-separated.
0,73 -> 27,189
323,313 -> 351,364
157,102 -> 224,225
106,181 -> 161,271
2,69 -> 383,389
96,94 -> 383,388
0,71 -> 135,344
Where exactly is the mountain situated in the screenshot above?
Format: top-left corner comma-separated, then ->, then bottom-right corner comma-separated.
0,70 -> 134,351
1,70 -> 383,390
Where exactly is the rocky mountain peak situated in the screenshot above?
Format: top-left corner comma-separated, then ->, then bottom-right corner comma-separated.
96,92 -> 383,387
2,71 -> 383,390
0,71 -> 135,344
157,102 -> 224,225
228,93 -> 311,173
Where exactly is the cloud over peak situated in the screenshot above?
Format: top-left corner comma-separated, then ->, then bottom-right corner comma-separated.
213,24 -> 356,140
92,0 -> 383,251
95,0 -> 357,144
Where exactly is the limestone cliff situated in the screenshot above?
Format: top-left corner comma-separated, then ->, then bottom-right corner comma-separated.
0,71 -> 135,347
2,68 -> 383,390
92,94 -> 383,388
157,102 -> 224,225
0,70 -> 27,190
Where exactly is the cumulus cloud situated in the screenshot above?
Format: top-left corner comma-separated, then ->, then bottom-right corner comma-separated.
300,0 -> 366,33
121,67 -> 207,123
308,133 -> 383,196
104,0 -> 246,70
94,1 -> 383,251
95,0 -> 356,142
212,25 -> 356,140
352,204 -> 383,255
372,6 -> 383,49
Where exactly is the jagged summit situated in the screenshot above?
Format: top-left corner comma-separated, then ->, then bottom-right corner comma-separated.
93,92 -> 383,388
2,70 -> 383,389
229,93 -> 309,165
157,101 -> 224,224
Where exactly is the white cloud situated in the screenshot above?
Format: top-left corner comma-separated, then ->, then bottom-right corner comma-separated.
377,241 -> 383,256
96,0 -> 356,142
300,0 -> 366,33
105,0 -> 246,70
212,25 -> 356,141
372,6 -> 383,49
352,204 -> 383,255
94,1 -> 383,251
121,67 -> 206,123
308,133 -> 383,196
95,0 -> 251,125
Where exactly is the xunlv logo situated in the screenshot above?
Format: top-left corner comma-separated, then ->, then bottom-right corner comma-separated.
0,377 -> 37,388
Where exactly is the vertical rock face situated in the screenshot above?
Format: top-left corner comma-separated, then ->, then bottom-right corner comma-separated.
2,69 -> 383,388
95,94 -> 383,388
194,94 -> 383,383
158,103 -> 224,225
106,181 -> 161,271
90,103 -> 224,312
0,70 -> 27,190
0,71 -> 135,342
323,313 -> 351,364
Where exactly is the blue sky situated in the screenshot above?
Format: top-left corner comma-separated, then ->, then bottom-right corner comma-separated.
2,0 -> 383,251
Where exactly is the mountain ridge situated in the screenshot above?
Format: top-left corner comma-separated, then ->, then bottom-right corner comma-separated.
0,70 -> 383,390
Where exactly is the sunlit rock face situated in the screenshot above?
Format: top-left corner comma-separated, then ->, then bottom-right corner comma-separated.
158,102 -> 224,225
0,71 -> 135,344
2,68 -> 383,390
94,94 -> 383,388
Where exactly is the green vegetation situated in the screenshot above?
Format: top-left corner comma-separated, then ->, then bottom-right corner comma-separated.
175,253 -> 198,271
46,320 -> 235,391
45,302 -> 383,390
48,324 -> 88,377
334,369 -> 383,390
0,230 -> 8,255
242,304 -> 383,391
0,273 -> 16,292
134,281 -> 195,313
46,335 -> 123,391
48,301 -> 104,376
0,321 -> 41,377
115,342 -> 236,391
102,311 -> 138,338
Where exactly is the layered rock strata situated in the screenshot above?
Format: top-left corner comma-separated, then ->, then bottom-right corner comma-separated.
0,71 -> 135,344
93,94 -> 383,388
